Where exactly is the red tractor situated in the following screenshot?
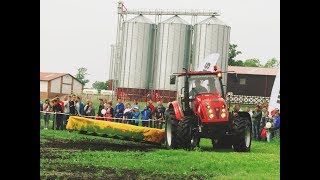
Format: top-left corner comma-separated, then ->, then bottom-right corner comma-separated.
165,67 -> 252,152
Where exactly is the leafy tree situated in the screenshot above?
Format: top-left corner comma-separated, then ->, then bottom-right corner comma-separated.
92,81 -> 108,91
243,58 -> 262,67
75,67 -> 89,86
228,44 -> 242,65
233,60 -> 244,66
263,58 -> 279,68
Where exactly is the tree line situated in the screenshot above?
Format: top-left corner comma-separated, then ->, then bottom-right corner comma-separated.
228,44 -> 279,68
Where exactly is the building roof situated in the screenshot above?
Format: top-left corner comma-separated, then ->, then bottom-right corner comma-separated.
40,72 -> 66,81
228,66 -> 278,76
40,72 -> 84,85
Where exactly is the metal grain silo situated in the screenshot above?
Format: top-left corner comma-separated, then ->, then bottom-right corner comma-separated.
192,16 -> 230,87
119,15 -> 155,89
152,15 -> 192,91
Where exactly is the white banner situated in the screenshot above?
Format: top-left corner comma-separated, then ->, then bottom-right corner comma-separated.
192,53 -> 220,91
268,68 -> 280,111
196,53 -> 220,72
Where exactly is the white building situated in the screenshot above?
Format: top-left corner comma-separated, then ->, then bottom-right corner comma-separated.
40,72 -> 84,99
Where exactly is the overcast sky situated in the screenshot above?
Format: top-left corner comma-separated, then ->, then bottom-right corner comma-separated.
40,0 -> 279,88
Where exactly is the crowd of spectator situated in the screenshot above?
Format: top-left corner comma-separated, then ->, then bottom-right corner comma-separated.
233,104 -> 280,142
40,95 -> 168,130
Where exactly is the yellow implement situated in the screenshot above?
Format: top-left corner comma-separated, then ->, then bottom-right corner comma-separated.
66,116 -> 165,144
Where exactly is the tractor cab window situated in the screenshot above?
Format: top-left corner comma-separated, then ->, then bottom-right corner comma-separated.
189,75 -> 222,98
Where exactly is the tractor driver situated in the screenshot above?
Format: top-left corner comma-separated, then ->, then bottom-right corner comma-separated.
190,79 -> 208,97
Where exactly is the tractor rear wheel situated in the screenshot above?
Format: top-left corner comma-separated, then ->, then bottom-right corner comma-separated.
164,110 -> 179,149
232,112 -> 252,152
176,116 -> 198,150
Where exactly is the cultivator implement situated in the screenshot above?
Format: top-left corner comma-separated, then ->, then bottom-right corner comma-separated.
66,116 -> 165,144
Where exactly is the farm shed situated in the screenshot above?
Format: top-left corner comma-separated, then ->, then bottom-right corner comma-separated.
40,72 -> 84,99
227,66 -> 278,97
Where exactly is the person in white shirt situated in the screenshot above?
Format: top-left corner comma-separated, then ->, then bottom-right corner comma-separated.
62,95 -> 70,129
245,106 -> 253,117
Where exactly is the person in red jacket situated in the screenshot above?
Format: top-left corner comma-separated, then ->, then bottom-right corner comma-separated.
55,96 -> 64,113
147,100 -> 155,127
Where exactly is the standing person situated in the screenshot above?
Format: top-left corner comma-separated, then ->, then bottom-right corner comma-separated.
148,100 -> 155,113
40,99 -> 43,121
62,95 -> 70,130
69,95 -> 77,116
267,111 -> 280,142
52,99 -> 63,130
245,106 -> 253,118
85,102 -> 95,119
147,100 -> 155,127
261,107 -> 269,125
105,100 -> 114,121
123,102 -> 133,124
55,96 -> 65,113
141,106 -> 151,127
228,104 -> 241,130
154,107 -> 164,129
260,107 -> 269,133
83,99 -> 90,113
114,98 -> 124,123
155,101 -> 166,114
132,98 -> 140,111
76,96 -> 85,116
103,98 -> 108,107
132,107 -> 140,126
230,104 -> 241,117
252,105 -> 262,141
97,99 -> 105,120
42,99 -> 52,130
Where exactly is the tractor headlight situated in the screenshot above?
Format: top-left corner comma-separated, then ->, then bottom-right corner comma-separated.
217,72 -> 222,78
221,109 -> 226,113
208,109 -> 213,114
221,112 -> 226,118
209,114 -> 214,119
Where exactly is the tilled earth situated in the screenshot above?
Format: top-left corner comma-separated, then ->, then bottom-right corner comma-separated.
40,137 -> 204,180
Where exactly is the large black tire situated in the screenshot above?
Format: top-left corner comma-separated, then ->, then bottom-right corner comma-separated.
176,116 -> 198,150
232,112 -> 252,152
212,135 -> 232,149
164,110 -> 179,149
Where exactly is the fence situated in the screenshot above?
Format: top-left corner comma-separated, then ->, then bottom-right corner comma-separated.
226,95 -> 270,105
40,111 -> 166,130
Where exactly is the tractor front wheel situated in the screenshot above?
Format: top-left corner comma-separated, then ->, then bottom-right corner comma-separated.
176,116 -> 198,150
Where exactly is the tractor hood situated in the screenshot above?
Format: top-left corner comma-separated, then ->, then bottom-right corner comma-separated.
194,94 -> 229,122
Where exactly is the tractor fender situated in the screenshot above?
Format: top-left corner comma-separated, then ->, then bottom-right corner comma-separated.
168,101 -> 184,120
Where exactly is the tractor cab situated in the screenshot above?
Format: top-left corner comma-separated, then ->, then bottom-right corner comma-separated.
177,73 -> 223,106
170,67 -> 228,122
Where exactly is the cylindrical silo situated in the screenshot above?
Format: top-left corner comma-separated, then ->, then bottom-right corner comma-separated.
152,15 -> 192,91
192,16 -> 230,88
119,15 -> 156,89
